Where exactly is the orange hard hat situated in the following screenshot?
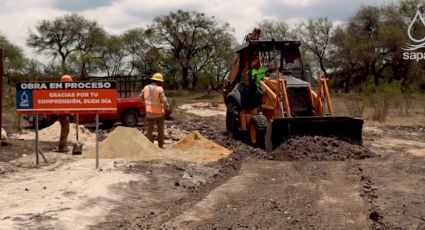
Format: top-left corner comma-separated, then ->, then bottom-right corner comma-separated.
61,74 -> 73,82
61,74 -> 72,82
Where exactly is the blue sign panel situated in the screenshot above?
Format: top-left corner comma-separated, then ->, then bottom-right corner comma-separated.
16,89 -> 33,110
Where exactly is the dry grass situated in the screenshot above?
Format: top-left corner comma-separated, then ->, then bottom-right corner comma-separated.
331,93 -> 425,125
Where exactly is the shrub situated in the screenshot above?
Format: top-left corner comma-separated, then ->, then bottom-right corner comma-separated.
344,94 -> 365,118
364,80 -> 402,122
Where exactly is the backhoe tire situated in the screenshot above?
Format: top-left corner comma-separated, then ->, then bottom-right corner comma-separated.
226,101 -> 240,139
249,115 -> 268,147
226,90 -> 241,107
121,109 -> 139,127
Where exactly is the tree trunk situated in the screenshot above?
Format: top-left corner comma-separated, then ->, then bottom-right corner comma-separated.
192,72 -> 198,89
319,58 -> 328,78
80,62 -> 87,80
344,73 -> 351,93
61,58 -> 67,75
181,66 -> 189,89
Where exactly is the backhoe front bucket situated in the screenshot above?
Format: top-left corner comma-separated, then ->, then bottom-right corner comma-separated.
268,116 -> 363,151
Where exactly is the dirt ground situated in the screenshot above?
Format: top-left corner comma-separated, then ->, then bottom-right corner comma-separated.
1,95 -> 425,229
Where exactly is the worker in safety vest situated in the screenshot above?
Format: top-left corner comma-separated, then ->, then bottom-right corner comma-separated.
56,74 -> 73,152
139,73 -> 169,148
250,58 -> 266,87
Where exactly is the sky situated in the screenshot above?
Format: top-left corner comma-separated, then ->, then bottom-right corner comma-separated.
0,0 -> 393,60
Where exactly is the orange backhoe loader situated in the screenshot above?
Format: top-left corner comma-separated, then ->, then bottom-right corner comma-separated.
223,28 -> 363,151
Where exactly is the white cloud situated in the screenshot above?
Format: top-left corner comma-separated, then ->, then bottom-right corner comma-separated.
0,0 -> 391,61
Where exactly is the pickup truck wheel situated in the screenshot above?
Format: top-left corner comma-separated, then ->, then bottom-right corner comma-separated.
102,120 -> 116,129
122,109 -> 139,127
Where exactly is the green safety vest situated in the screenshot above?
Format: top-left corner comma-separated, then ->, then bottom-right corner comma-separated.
251,66 -> 266,86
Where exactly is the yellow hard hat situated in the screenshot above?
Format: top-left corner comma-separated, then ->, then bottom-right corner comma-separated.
61,74 -> 73,82
151,73 -> 164,82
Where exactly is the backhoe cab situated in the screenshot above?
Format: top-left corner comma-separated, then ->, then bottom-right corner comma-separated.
223,28 -> 363,151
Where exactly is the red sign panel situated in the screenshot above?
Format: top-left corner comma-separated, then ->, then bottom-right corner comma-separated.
16,81 -> 117,114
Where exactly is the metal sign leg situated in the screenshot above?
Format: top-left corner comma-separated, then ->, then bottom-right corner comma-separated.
96,113 -> 99,169
34,114 -> 48,166
35,114 -> 39,166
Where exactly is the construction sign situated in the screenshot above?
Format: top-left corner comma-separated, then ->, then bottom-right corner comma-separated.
16,81 -> 117,114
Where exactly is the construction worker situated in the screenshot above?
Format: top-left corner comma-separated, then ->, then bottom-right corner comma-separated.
248,57 -> 266,107
250,58 -> 266,86
56,74 -> 73,152
139,73 -> 169,148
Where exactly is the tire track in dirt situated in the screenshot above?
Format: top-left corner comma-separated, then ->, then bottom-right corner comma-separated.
165,160 -> 370,229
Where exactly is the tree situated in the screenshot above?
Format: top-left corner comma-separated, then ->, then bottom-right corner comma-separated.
193,32 -> 235,89
27,13 -> 105,76
97,35 -> 126,76
328,1 -> 425,92
147,10 -> 235,89
298,17 -> 333,77
122,28 -> 161,76
74,19 -> 106,79
257,19 -> 289,40
0,33 -> 25,79
329,26 -> 362,91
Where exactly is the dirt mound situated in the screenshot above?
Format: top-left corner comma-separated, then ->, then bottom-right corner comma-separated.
17,121 -> 95,143
84,126 -> 164,160
169,131 -> 232,162
84,127 -> 231,163
270,136 -> 376,161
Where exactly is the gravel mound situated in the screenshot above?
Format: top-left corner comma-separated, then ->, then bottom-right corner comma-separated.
270,136 -> 376,161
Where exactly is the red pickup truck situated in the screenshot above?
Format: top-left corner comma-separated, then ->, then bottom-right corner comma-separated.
25,97 -> 146,128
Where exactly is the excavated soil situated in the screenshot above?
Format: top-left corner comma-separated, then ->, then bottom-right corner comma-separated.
270,136 -> 376,161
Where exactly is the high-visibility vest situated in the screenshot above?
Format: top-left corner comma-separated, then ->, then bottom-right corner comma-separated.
251,66 -> 266,86
143,84 -> 165,114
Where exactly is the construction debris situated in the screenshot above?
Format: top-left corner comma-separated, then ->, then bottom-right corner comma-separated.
1,128 -> 7,140
165,124 -> 188,141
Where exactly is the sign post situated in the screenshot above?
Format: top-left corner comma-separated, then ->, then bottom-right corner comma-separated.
95,113 -> 99,168
16,81 -> 117,167
35,114 -> 39,165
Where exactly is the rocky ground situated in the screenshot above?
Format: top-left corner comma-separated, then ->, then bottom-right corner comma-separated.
1,100 -> 425,229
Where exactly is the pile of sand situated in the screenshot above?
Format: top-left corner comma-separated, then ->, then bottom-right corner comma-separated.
83,126 -> 164,160
84,127 -> 231,163
17,121 -> 95,143
168,131 -> 232,162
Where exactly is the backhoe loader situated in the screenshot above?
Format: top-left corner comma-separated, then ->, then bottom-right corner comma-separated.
223,28 -> 363,151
